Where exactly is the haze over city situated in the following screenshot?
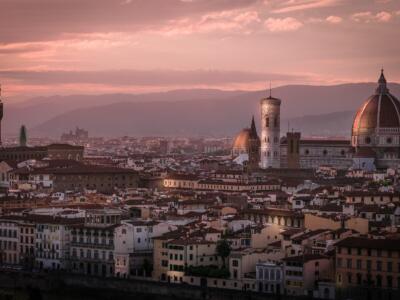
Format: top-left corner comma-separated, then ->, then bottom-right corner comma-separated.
0,2 -> 400,300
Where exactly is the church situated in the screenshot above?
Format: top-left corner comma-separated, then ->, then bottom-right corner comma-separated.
232,70 -> 400,171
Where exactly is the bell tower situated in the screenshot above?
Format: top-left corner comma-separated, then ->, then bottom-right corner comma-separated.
260,86 -> 281,168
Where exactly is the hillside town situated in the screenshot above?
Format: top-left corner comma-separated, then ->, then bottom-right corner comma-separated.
0,73 -> 400,300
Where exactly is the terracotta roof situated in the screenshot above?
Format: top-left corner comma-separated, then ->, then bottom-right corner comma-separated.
335,237 -> 400,251
352,71 -> 400,136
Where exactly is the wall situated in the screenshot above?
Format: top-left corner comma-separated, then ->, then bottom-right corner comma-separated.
0,271 -> 298,300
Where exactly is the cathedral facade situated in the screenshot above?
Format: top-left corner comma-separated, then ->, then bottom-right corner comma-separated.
232,70 -> 400,171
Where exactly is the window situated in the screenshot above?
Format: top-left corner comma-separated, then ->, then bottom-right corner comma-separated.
377,261 -> 382,271
347,259 -> 352,269
347,273 -> 352,284
365,137 -> 371,144
276,270 -> 281,280
356,259 -> 362,270
357,273 -> 362,285
376,275 -> 382,287
387,262 -> 392,272
337,258 -> 342,268
366,260 -> 371,271
387,276 -> 393,288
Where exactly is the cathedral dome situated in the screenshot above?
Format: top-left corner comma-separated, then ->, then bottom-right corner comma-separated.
352,70 -> 400,148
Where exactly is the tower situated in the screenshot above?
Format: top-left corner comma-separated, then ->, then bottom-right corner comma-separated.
19,125 -> 27,147
286,132 -> 301,168
0,84 -> 3,147
260,88 -> 281,168
247,116 -> 261,170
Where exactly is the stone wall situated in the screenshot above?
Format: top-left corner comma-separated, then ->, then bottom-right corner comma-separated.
0,271 -> 297,300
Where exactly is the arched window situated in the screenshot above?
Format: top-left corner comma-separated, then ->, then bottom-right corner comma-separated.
266,117 -> 269,128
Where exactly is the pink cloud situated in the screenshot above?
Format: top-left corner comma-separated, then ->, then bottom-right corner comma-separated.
375,11 -> 392,22
270,0 -> 343,14
154,10 -> 261,36
326,15 -> 343,24
351,11 -> 392,23
264,17 -> 303,32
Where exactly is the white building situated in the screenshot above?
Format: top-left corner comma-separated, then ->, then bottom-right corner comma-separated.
256,261 -> 284,294
114,220 -> 176,277
35,216 -> 82,270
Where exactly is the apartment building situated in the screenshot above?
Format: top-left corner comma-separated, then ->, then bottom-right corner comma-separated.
282,254 -> 331,296
335,237 -> 400,290
35,216 -> 83,270
69,209 -> 121,277
0,217 -> 20,265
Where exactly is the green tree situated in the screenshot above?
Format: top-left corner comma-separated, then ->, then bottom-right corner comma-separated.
216,239 -> 231,267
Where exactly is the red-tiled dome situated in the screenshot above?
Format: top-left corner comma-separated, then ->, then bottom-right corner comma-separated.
233,129 -> 252,151
352,70 -> 400,136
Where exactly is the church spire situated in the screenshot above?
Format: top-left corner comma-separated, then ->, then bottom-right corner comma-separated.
376,68 -> 388,94
250,115 -> 258,138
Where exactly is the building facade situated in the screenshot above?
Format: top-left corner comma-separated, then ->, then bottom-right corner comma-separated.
335,237 -> 400,290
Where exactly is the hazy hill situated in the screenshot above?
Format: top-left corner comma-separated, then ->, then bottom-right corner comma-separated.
4,82 -> 400,137
4,89 -> 244,135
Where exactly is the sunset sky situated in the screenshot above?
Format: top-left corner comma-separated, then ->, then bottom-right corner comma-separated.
1,0 -> 400,99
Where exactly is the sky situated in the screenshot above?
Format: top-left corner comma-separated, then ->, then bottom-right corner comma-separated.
0,0 -> 399,99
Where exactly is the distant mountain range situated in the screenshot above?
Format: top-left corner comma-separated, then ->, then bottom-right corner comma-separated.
4,82 -> 400,138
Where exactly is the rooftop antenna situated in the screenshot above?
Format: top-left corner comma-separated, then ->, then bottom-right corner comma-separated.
269,81 -> 272,98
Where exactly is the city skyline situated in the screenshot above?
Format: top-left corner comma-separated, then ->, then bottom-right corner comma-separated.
0,0 -> 400,99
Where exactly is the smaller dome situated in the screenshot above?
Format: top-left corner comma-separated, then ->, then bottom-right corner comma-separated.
233,129 -> 252,152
